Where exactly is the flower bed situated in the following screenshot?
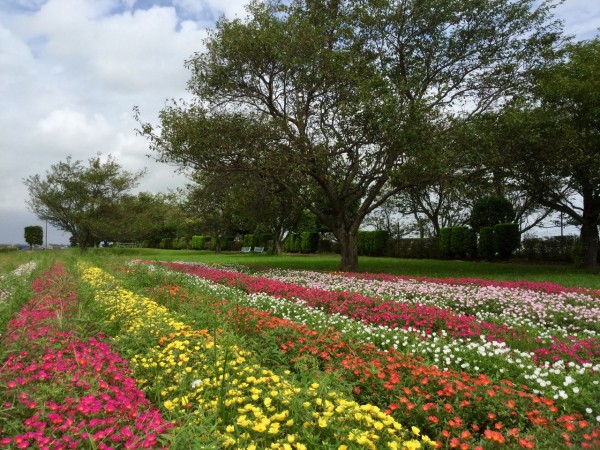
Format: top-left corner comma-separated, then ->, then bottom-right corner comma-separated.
156,262 -> 600,367
81,265 -> 433,450
129,262 -> 600,449
0,264 -> 172,449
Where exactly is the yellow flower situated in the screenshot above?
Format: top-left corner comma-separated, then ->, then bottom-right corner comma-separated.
411,426 -> 421,436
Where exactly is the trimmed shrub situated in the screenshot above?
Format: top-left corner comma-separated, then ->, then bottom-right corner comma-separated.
470,196 -> 515,233
191,235 -> 206,250
284,234 -> 302,253
243,234 -> 255,248
439,227 -> 453,259
370,230 -> 389,256
478,226 -> 495,259
159,238 -> 173,249
172,237 -> 188,250
520,235 -> 582,263
357,230 -> 390,256
449,227 -> 477,259
255,233 -> 272,247
389,238 -> 440,259
301,232 -> 319,254
493,223 -> 520,259
357,231 -> 369,256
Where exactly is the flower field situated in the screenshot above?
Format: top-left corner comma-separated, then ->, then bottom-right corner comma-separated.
1,257 -> 599,449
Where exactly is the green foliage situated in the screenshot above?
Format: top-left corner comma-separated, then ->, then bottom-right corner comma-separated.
192,235 -> 210,250
300,232 -> 319,254
493,223 -> 521,259
24,155 -> 145,252
439,227 -> 453,259
370,231 -> 389,257
138,0 -> 560,272
172,237 -> 188,250
389,238 -> 440,259
243,234 -> 255,248
520,236 -> 581,263
159,238 -> 173,250
470,196 -> 515,233
357,231 -> 389,256
24,225 -> 43,248
255,234 -> 272,248
284,234 -> 302,253
450,226 -> 476,259
245,233 -> 272,249
478,227 -> 495,260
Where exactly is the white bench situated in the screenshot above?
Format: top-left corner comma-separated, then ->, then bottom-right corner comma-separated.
253,247 -> 265,253
241,246 -> 252,253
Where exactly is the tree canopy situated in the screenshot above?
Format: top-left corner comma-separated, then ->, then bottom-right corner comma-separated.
138,0 -> 562,270
24,155 -> 145,252
493,37 -> 600,268
24,225 -> 43,249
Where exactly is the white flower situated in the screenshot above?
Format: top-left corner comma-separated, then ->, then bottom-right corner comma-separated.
586,408 -> 592,414
191,379 -> 203,389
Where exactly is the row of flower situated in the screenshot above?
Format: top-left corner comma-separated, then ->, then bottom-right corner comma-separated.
152,263 -> 600,400
81,264 -> 433,449
122,261 -> 599,448
154,262 -> 599,367
0,264 -> 173,449
0,261 -> 37,305
266,270 -> 600,342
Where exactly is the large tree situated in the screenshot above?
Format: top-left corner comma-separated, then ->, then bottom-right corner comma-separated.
24,155 -> 145,252
93,192 -> 184,245
139,0 -> 561,270
24,225 -> 43,250
495,37 -> 600,269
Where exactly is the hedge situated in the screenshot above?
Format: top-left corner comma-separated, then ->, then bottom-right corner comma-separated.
357,230 -> 389,256
388,238 -> 440,259
192,235 -> 210,250
493,223 -> 520,259
301,232 -> 319,254
478,226 -> 495,260
439,227 -> 453,259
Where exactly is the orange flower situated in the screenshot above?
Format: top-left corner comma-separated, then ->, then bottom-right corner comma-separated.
518,438 -> 535,449
507,400 -> 516,409
484,430 -> 506,444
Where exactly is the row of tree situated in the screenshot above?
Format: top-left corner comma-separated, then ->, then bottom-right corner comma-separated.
25,0 -> 600,271
135,0 -> 600,270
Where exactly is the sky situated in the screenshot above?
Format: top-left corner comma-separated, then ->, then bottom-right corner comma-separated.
0,0 -> 598,245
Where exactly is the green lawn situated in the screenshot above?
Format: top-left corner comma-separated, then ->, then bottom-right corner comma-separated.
92,247 -> 600,289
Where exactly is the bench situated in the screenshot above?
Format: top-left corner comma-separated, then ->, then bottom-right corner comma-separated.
253,247 -> 265,253
241,247 -> 252,253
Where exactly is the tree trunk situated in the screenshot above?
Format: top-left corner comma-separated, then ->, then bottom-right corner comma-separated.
338,229 -> 359,272
580,214 -> 598,270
